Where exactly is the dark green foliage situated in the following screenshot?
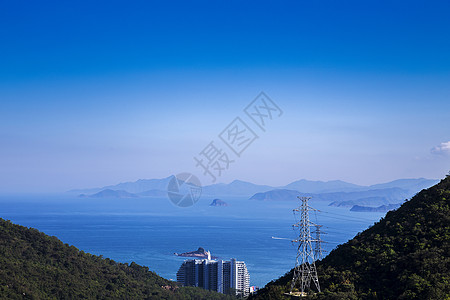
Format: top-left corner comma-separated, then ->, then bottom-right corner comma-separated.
0,219 -> 234,300
251,177 -> 450,300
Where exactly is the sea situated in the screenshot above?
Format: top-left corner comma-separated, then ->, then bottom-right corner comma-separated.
0,195 -> 386,288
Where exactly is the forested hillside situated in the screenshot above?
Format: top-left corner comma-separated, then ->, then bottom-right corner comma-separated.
0,218 -> 233,300
251,176 -> 450,299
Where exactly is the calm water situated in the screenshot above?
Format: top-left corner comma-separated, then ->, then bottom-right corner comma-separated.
0,195 -> 385,287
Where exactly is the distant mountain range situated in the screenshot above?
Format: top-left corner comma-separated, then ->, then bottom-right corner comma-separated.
79,188 -> 167,199
250,187 -> 411,204
70,176 -> 437,196
69,176 -> 439,210
79,189 -> 138,198
248,178 -> 438,210
283,179 -> 363,193
202,180 -> 274,196
71,177 -> 175,195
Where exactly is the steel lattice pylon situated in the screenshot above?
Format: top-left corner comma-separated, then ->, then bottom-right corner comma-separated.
312,225 -> 327,261
290,196 -> 321,296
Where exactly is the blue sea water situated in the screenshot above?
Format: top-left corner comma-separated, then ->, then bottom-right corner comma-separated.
0,195 -> 386,287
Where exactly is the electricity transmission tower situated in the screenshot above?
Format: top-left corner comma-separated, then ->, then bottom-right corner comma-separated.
312,225 -> 327,261
290,196 -> 321,296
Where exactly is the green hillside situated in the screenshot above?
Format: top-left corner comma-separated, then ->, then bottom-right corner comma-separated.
251,176 -> 450,300
0,219 -> 233,300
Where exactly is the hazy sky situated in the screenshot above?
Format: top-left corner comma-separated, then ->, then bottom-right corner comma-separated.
1,1 -> 449,193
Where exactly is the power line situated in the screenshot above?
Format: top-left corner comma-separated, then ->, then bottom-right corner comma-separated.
317,214 -> 375,224
319,210 -> 379,222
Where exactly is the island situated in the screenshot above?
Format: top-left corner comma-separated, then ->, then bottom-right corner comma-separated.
209,199 -> 229,206
174,247 -> 218,259
350,203 -> 401,212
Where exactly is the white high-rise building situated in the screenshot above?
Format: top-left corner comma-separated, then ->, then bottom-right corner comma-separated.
231,258 -> 250,295
177,255 -> 250,296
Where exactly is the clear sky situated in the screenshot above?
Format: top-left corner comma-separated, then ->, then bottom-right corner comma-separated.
1,1 -> 449,193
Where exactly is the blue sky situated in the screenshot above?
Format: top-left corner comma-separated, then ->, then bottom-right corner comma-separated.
1,1 -> 449,193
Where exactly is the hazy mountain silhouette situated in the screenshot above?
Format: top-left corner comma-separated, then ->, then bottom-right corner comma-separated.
70,177 -> 438,207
